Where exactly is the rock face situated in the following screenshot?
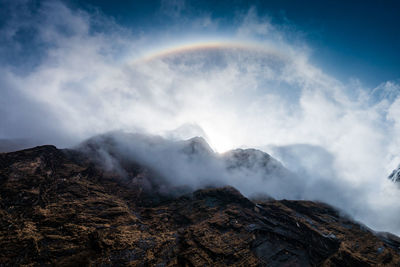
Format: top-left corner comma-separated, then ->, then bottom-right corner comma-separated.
1,145 -> 400,266
389,165 -> 400,183
222,148 -> 294,180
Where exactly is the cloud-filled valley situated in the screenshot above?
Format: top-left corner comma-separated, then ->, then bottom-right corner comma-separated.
1,0 -> 400,235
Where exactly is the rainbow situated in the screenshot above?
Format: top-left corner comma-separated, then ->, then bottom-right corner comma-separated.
131,40 -> 288,64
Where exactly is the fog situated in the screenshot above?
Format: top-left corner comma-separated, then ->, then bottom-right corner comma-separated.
1,1 -> 400,234
77,131 -> 400,235
78,131 -> 301,199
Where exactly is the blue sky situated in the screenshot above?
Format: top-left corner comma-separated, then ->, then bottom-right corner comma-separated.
64,0 -> 400,87
1,0 -> 400,155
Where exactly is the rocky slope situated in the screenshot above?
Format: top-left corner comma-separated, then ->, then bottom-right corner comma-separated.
1,145 -> 400,266
389,165 -> 400,183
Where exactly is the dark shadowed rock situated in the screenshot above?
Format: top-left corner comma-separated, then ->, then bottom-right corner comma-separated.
0,146 -> 399,266
389,165 -> 400,183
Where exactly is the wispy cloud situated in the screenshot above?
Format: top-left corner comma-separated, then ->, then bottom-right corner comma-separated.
1,0 -> 400,234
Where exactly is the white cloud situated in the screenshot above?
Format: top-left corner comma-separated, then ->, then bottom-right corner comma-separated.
1,1 -> 400,234
236,7 -> 273,38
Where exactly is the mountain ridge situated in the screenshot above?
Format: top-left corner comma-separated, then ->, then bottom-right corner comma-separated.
0,144 -> 400,266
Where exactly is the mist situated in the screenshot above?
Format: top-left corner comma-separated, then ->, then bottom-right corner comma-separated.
77,131 -> 400,235
78,131 -> 301,198
1,1 -> 400,234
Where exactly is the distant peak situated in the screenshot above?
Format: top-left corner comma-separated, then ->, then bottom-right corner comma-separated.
181,136 -> 214,155
223,148 -> 272,165
225,148 -> 270,157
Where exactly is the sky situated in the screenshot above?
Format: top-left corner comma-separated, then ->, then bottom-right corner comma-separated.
1,0 -> 400,233
64,0 -> 400,86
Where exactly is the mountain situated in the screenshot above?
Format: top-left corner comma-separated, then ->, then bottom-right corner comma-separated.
77,132 -> 296,197
222,148 -> 294,180
179,136 -> 214,157
1,144 -> 400,266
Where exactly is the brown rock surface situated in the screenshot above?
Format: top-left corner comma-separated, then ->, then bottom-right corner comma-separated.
0,145 -> 399,266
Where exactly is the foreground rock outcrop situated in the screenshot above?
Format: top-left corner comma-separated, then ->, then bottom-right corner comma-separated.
1,145 -> 400,266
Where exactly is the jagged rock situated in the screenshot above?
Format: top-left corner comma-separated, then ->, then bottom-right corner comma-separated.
0,146 -> 399,266
180,136 -> 214,156
222,148 -> 294,179
389,165 -> 400,183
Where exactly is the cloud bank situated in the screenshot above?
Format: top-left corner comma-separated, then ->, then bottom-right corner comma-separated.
1,1 -> 400,234
78,132 -> 300,199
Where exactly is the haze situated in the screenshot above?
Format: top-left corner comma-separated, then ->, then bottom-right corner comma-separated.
1,0 -> 400,234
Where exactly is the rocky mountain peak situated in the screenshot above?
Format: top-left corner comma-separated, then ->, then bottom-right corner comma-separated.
180,136 -> 214,156
1,145 -> 400,265
223,148 -> 274,169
